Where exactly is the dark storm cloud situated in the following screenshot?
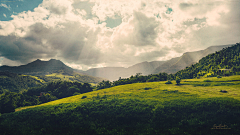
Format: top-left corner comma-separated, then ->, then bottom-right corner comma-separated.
132,12 -> 159,46
0,21 -> 102,65
31,22 -> 101,64
0,35 -> 55,63
1,0 -> 239,69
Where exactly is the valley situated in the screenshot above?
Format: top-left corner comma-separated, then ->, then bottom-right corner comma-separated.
1,75 -> 240,135
0,1 -> 239,134
0,43 -> 239,135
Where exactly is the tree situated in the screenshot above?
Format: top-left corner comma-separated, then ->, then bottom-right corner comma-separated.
39,93 -> 57,103
135,73 -> 142,78
0,92 -> 19,113
147,76 -> 158,82
176,76 -> 181,85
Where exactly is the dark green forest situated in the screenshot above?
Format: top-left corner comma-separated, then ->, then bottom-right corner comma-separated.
0,72 -> 43,94
0,81 -> 93,114
96,72 -> 172,90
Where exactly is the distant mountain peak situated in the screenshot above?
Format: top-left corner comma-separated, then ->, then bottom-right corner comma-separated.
49,59 -> 60,62
0,59 -> 71,76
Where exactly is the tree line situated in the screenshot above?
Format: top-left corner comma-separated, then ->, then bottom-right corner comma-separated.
96,73 -> 174,90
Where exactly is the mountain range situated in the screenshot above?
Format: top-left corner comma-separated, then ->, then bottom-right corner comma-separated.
80,44 -> 233,81
0,44 -> 233,81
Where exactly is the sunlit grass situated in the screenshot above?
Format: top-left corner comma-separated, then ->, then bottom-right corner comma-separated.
15,75 -> 240,112
25,75 -> 46,83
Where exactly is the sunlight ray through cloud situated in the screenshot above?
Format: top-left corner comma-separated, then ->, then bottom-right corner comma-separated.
0,0 -> 239,70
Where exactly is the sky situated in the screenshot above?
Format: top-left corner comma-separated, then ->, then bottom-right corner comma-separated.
0,0 -> 239,70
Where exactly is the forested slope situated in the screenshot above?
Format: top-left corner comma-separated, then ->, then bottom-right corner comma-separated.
175,43 -> 240,79
0,72 -> 44,94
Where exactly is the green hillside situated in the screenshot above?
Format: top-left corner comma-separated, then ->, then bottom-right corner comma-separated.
0,59 -> 105,86
0,81 -> 94,114
41,70 -> 105,83
175,43 -> 240,79
0,70 -> 102,94
1,75 -> 239,134
0,72 -> 44,94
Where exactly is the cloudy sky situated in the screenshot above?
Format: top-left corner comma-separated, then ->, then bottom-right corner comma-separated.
0,0 -> 239,70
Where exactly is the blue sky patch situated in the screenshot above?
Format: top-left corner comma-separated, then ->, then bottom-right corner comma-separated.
0,0 -> 43,21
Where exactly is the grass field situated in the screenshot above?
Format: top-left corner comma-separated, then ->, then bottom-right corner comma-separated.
1,75 -> 240,135
16,75 -> 240,110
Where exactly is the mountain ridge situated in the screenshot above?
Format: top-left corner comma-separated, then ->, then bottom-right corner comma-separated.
152,44 -> 233,74
82,44 -> 233,81
0,44 -> 234,81
0,59 -> 72,75
0,59 -> 105,84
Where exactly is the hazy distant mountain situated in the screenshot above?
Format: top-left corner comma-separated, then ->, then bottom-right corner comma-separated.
82,61 -> 165,81
152,44 -> 233,74
127,61 -> 165,75
81,44 -> 233,81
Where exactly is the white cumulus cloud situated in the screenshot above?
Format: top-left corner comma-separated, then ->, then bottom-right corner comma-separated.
0,0 -> 239,70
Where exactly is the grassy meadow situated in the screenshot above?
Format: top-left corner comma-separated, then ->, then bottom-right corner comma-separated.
1,75 -> 240,135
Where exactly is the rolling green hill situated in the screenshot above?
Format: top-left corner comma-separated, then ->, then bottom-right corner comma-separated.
1,75 -> 239,134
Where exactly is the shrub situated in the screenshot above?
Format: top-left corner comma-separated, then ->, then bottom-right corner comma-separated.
73,92 -> 80,96
217,75 -> 222,78
144,87 -> 152,90
203,79 -> 212,82
81,96 -> 87,99
165,80 -> 172,84
220,90 -> 227,93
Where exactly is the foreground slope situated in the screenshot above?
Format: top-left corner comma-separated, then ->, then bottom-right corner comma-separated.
1,75 -> 240,135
